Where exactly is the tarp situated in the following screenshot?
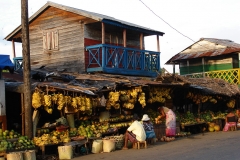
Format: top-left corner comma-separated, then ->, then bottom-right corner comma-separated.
0,55 -> 14,70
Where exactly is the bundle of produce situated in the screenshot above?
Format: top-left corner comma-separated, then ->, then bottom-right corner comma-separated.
147,87 -> 171,104
186,92 -> 217,104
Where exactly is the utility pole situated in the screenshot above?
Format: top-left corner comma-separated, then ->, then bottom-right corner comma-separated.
21,0 -> 32,138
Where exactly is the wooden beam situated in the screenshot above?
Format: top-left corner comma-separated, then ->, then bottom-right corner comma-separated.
21,93 -> 25,135
157,35 -> 160,52
102,22 -> 105,44
123,29 -> 126,47
140,33 -> 143,50
12,40 -> 16,58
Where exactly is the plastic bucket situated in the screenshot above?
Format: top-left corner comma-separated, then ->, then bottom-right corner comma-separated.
58,146 -> 73,160
103,139 -> 115,152
7,152 -> 23,160
92,140 -> 103,153
23,150 -> 36,160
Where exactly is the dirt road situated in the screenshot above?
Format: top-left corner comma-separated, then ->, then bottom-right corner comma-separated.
71,130 -> 240,160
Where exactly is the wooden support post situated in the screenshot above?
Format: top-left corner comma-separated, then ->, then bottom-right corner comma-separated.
12,40 -> 16,58
157,35 -> 160,52
202,57 -> 205,78
21,0 -> 32,139
102,22 -> 105,44
21,93 -> 25,135
123,29 -> 126,47
140,33 -> 143,50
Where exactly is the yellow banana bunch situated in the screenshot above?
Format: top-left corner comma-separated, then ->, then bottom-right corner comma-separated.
114,103 -> 120,109
44,95 -> 52,107
71,97 -> 77,108
227,99 -> 235,108
57,94 -> 64,110
51,93 -> 58,104
32,91 -> 42,109
138,92 -> 146,108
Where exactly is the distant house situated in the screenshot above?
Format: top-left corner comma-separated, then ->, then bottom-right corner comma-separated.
4,1 -> 164,77
166,38 -> 240,84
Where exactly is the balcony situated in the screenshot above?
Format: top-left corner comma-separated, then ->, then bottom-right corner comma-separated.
182,68 -> 240,85
86,44 -> 161,77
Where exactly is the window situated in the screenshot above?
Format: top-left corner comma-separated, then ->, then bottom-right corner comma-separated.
43,30 -> 59,52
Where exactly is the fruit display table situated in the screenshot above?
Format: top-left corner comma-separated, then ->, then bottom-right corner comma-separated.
182,122 -> 207,135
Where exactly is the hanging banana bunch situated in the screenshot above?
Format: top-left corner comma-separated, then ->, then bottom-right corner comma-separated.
44,94 -> 52,107
32,90 -> 42,109
71,97 -> 77,109
85,97 -> 92,111
138,92 -> 146,108
147,87 -> 171,104
113,103 -> 120,109
57,93 -> 64,110
227,99 -> 235,108
79,96 -> 86,111
51,93 -> 58,105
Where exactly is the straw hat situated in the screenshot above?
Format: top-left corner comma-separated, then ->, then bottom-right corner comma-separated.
142,114 -> 150,121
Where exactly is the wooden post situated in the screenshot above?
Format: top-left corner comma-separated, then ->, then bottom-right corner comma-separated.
102,22 -> 105,44
21,93 -> 25,135
202,57 -> 205,78
140,33 -> 143,50
21,0 -> 32,139
12,40 -> 16,58
123,29 -> 126,47
157,35 -> 160,52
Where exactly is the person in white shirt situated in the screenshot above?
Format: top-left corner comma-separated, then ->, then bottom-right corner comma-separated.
122,114 -> 146,150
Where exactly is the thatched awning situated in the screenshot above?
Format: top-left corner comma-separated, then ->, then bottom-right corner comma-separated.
157,74 -> 240,97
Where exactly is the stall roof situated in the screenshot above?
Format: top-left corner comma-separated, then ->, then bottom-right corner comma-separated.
157,74 -> 240,97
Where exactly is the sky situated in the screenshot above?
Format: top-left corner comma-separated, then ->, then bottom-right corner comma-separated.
0,0 -> 240,73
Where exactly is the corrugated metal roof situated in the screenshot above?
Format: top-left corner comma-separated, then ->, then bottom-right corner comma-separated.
4,1 -> 164,41
166,38 -> 240,64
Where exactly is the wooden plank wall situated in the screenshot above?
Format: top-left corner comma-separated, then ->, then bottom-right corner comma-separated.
29,7 -> 86,73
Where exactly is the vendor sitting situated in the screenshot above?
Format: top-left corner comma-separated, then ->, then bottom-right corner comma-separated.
122,114 -> 146,150
223,108 -> 237,131
142,114 -> 156,139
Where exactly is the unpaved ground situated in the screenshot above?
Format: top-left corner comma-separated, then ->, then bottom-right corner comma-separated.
72,130 -> 240,160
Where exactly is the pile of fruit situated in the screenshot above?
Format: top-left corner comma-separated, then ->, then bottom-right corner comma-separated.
208,122 -> 220,132
33,130 -> 70,146
0,136 -> 35,152
0,129 -> 20,140
160,136 -> 175,142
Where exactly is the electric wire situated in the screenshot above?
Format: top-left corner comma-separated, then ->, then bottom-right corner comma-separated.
139,0 -> 210,50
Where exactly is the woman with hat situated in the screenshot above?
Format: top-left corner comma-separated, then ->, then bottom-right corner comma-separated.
142,114 -> 156,139
157,106 -> 176,137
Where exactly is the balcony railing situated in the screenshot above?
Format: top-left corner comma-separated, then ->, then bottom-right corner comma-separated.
182,68 -> 240,85
86,44 -> 160,77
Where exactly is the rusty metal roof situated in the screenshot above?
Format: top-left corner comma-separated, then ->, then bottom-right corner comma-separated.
166,38 -> 240,64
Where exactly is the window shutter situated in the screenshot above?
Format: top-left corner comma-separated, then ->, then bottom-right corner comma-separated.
43,32 -> 47,50
51,31 -> 55,50
47,32 -> 51,50
54,30 -> 59,50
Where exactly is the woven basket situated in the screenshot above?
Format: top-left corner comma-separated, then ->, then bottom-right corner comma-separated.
105,135 -> 124,150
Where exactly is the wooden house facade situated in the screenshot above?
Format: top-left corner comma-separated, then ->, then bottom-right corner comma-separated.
166,38 -> 240,84
5,1 -> 164,77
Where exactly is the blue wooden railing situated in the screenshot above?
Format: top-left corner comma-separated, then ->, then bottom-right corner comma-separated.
86,44 -> 161,77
